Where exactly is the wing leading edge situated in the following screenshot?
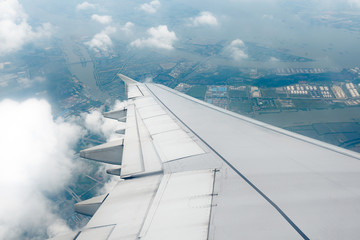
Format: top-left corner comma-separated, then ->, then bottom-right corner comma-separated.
52,74 -> 360,240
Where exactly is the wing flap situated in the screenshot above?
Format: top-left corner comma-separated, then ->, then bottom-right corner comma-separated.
82,174 -> 163,240
139,169 -> 215,240
120,103 -> 144,176
75,170 -> 216,240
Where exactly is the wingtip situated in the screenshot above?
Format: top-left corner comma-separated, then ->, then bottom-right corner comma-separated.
117,73 -> 138,85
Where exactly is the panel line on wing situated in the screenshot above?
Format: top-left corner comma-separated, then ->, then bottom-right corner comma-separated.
141,113 -> 167,120
120,102 -> 144,176
134,104 -> 146,173
135,106 -> 163,173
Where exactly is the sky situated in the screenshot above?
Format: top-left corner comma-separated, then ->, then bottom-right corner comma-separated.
1,0 -> 360,239
1,0 -> 359,66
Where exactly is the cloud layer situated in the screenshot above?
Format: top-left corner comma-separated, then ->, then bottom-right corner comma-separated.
85,26 -> 116,52
131,25 -> 177,50
140,0 -> 161,14
0,0 -> 51,55
0,99 -> 83,239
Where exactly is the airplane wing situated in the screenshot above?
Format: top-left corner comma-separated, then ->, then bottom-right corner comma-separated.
55,74 -> 360,239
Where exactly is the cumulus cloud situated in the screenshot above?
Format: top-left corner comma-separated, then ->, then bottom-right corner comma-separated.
191,11 -> 218,26
0,99 -> 83,239
130,25 -> 177,50
225,39 -> 248,61
0,0 -> 52,55
76,1 -> 96,11
81,105 -> 124,142
140,0 -> 161,14
121,21 -> 134,34
95,165 -> 119,194
85,26 -> 116,52
91,14 -> 112,24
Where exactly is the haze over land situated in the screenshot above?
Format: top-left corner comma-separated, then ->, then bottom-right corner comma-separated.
1,0 -> 360,239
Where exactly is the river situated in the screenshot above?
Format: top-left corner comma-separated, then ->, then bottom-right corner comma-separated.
61,38 -> 111,103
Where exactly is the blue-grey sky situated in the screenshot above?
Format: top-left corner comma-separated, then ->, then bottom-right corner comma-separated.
2,0 -> 360,67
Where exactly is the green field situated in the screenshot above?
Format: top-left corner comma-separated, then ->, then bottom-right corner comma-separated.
186,85 -> 207,100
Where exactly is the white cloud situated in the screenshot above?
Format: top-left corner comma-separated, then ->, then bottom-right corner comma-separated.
47,219 -> 72,238
95,165 -> 119,195
269,56 -> 280,62
0,99 -> 83,239
91,14 -> 112,24
191,11 -> 218,26
225,39 -> 248,61
0,0 -> 52,56
140,0 -> 161,14
130,25 -> 177,50
121,21 -> 134,34
76,1 -> 96,11
81,107 -> 124,141
85,26 -> 116,52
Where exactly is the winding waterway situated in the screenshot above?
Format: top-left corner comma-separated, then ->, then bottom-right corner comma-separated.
61,38 -> 111,103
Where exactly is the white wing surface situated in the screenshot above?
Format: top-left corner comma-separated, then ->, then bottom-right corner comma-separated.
54,74 -> 360,240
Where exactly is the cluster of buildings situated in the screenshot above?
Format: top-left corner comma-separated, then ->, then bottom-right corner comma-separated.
345,99 -> 360,106
250,86 -> 261,98
282,83 -> 360,100
332,86 -> 346,99
276,68 -> 326,75
176,77 -> 360,111
349,67 -> 360,78
284,84 -> 332,98
205,86 -> 228,109
345,83 -> 360,98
